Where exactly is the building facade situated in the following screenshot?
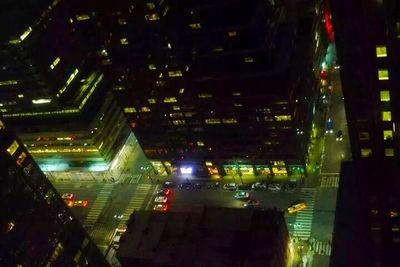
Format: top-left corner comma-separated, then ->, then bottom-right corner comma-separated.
332,0 -> 400,161
0,0 -> 129,170
0,119 -> 109,266
97,0 -> 324,177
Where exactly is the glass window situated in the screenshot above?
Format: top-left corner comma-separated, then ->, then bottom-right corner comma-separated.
172,120 -> 185,125
148,98 -> 156,104
118,18 -> 127,25
228,31 -> 237,37
222,118 -> 238,124
120,38 -> 129,45
382,111 -> 392,121
385,148 -> 395,157
361,148 -> 372,157
275,115 -> 292,121
376,45 -> 387,57
396,22 -> 400,38
145,13 -> 160,21
359,132 -> 370,141
6,140 -> 19,155
383,130 -> 393,140
164,97 -> 177,103
141,107 -> 151,112
380,90 -> 390,101
124,107 -> 136,113
197,141 -> 205,146
147,3 -> 155,9
205,119 -> 221,124
244,56 -> 254,63
148,64 -> 157,70
189,23 -> 201,29
378,69 -> 389,80
168,71 -> 182,77
198,93 -> 212,98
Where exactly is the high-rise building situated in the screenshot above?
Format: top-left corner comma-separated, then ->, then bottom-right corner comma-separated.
0,0 -> 130,171
330,0 -> 400,266
98,0 -> 323,177
117,207 -> 289,267
0,118 -> 109,266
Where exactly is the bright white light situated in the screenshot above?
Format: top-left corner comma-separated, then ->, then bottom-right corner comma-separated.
32,98 -> 52,104
180,167 -> 193,174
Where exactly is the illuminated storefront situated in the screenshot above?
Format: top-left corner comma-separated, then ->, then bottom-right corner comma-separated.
150,161 -> 168,176
223,164 -> 254,176
206,161 -> 219,175
255,165 -> 271,176
271,161 -> 288,176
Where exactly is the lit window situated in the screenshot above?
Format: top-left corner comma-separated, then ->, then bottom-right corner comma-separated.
198,93 -> 213,98
148,98 -> 156,104
383,130 -> 393,140
232,92 -> 241,96
380,90 -> 390,101
168,71 -> 182,77
197,141 -> 205,146
228,31 -> 237,37
164,97 -> 177,103
275,115 -> 292,121
170,113 -> 183,118
244,56 -> 254,63
0,120 -> 4,129
376,45 -> 387,57
378,69 -> 389,80
50,57 -> 60,70
118,18 -> 127,25
7,140 -> 19,156
189,23 -> 201,29
17,94 -> 24,98
16,151 -> 27,166
234,103 -> 243,107
147,3 -> 156,9
361,148 -> 372,158
172,120 -> 185,125
396,22 -> 400,38
148,64 -> 157,70
32,98 -> 51,104
113,85 -> 125,91
382,111 -> 392,121
76,14 -> 90,21
0,80 -> 18,86
205,119 -> 221,124
124,107 -> 136,113
385,148 -> 395,157
145,13 -> 160,21
222,118 -> 238,124
141,106 -> 151,112
120,38 -> 129,45
179,88 -> 185,94
359,132 -> 370,141
184,112 -> 195,117
172,105 -> 181,110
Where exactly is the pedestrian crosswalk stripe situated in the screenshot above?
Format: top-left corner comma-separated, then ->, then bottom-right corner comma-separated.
84,184 -> 114,226
310,239 -> 332,256
293,188 -> 316,240
320,174 -> 340,188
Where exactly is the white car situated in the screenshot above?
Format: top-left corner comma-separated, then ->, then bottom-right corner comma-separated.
154,196 -> 168,203
223,183 -> 237,190
234,191 -> 250,200
61,193 -> 74,200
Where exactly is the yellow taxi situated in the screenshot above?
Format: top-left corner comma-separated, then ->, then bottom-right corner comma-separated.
288,202 -> 307,214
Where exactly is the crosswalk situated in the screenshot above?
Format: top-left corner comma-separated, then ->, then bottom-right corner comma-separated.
118,184 -> 152,228
310,238 -> 332,256
294,188 -> 316,240
320,173 -> 340,188
85,184 -> 114,226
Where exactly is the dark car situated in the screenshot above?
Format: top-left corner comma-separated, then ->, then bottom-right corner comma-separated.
238,184 -> 252,190
193,183 -> 204,189
163,181 -> 176,189
206,182 -> 220,189
178,182 -> 193,190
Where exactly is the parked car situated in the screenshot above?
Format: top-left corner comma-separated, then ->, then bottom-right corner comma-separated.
153,204 -> 168,212
206,182 -> 220,189
238,184 -> 252,190
243,199 -> 260,208
223,183 -> 237,191
72,200 -> 88,207
163,181 -> 175,189
283,182 -> 297,192
251,182 -> 267,190
178,182 -> 193,190
234,191 -> 250,200
268,183 -> 281,191
193,183 -> 204,189
154,196 -> 168,203
157,188 -> 171,196
62,193 -> 74,200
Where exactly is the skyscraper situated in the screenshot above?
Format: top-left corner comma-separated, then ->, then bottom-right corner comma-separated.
98,0 -> 322,177
330,0 -> 400,266
0,0 -> 129,171
0,118 -> 109,266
